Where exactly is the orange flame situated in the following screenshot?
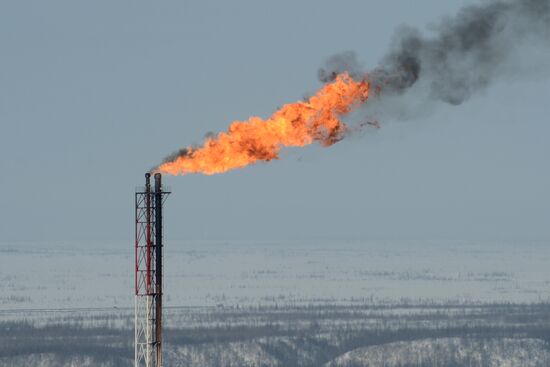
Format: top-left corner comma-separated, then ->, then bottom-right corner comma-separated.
156,73 -> 369,175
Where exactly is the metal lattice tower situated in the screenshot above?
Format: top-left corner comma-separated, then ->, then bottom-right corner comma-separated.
135,173 -> 170,367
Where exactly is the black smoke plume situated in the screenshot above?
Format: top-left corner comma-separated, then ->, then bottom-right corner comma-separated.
319,0 -> 550,105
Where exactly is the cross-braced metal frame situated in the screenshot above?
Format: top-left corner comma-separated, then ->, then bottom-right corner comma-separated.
135,173 -> 169,367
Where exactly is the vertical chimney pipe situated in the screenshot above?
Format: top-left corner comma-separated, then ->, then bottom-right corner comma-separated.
154,173 -> 163,367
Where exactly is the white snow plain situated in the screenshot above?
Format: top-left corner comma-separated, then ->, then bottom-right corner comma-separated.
1,239 -> 549,310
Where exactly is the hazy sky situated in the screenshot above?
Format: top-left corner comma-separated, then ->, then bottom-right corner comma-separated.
1,0 -> 549,243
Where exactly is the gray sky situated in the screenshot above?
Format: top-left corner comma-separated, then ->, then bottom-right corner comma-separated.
1,0 -> 549,243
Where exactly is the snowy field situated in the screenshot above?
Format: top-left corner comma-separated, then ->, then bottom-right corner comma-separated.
2,240 -> 550,366
1,239 -> 549,310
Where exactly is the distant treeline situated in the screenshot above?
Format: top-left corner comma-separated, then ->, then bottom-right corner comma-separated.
1,302 -> 550,367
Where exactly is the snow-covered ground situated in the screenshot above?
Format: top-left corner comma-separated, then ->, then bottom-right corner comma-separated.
5,338 -> 550,367
327,337 -> 550,367
1,239 -> 549,310
3,303 -> 550,367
